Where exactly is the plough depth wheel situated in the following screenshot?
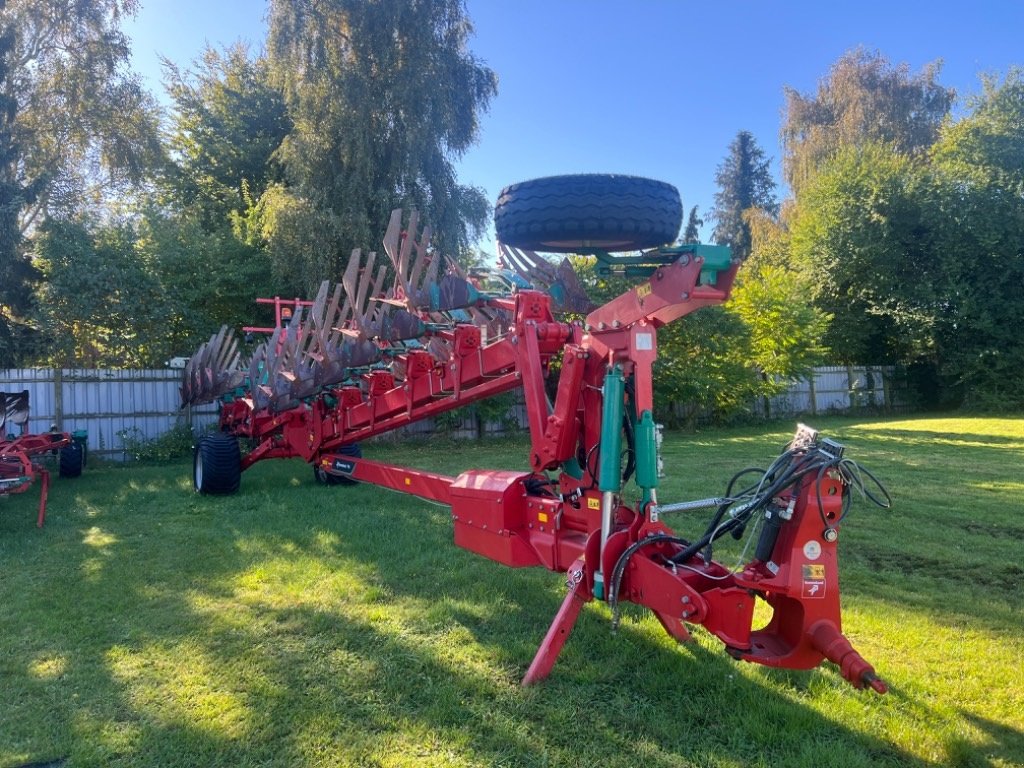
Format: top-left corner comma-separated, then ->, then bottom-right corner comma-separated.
313,443 -> 362,486
193,433 -> 241,495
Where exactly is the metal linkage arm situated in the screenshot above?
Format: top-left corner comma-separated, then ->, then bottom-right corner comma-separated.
585,249 -> 739,336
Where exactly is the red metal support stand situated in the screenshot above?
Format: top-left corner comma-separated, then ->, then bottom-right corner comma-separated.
36,468 -> 49,528
522,559 -> 591,685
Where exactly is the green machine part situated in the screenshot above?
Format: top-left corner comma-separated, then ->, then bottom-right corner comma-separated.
634,410 -> 658,506
597,366 -> 624,493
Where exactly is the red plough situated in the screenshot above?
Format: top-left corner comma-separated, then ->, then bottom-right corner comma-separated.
1,391 -> 85,527
183,174 -> 891,692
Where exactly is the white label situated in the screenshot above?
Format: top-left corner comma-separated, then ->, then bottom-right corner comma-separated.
803,540 -> 822,560
636,332 -> 653,351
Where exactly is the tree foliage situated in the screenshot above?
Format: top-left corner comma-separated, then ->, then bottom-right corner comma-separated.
32,218 -> 168,366
782,48 -> 954,196
261,0 -> 497,294
0,0 -> 161,364
682,205 -> 702,243
926,70 -> 1024,408
163,43 -> 290,223
711,130 -> 777,261
789,68 -> 1024,409
732,210 -> 830,383
790,144 -> 937,365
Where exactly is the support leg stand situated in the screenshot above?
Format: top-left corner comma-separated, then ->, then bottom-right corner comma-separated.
522,560 -> 591,685
37,468 -> 49,528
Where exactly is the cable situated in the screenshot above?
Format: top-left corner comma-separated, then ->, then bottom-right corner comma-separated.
605,434 -> 892,630
608,533 -> 688,629
621,412 -> 636,485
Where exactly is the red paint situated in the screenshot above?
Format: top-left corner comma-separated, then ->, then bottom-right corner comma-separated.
0,432 -> 73,527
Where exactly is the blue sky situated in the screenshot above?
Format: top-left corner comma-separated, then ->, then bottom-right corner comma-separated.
124,1 -> 1023,251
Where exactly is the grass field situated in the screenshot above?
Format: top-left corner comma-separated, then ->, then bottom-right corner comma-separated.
1,416 -> 1022,767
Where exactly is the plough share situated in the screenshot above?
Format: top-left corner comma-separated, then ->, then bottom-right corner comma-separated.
183,174 -> 890,692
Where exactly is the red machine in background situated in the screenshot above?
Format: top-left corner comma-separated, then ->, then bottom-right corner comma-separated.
182,174 -> 890,692
1,391 -> 85,527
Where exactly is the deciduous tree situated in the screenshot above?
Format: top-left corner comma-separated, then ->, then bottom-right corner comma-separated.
0,0 -> 160,363
789,144 -> 937,366
262,0 -> 497,294
782,48 -> 953,196
927,70 -> 1024,408
163,44 -> 290,223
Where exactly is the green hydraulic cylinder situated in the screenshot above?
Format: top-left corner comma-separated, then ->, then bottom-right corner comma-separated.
595,365 -> 624,600
597,366 -> 625,493
634,410 -> 659,507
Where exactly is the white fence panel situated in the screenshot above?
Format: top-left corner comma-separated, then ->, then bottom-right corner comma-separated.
759,365 -> 898,419
1,368 -> 220,459
3,363 -> 910,459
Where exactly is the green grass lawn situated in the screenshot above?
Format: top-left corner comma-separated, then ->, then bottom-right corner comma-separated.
1,416 -> 1022,767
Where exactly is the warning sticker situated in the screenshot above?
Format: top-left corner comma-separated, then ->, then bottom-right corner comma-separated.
802,564 -> 825,580
802,580 -> 827,599
537,512 -> 549,523
587,497 -> 601,510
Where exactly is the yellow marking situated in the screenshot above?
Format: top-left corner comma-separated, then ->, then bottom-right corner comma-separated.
803,564 -> 825,579
538,512 -> 549,523
405,477 -> 411,486
587,497 -> 601,510
636,283 -> 652,300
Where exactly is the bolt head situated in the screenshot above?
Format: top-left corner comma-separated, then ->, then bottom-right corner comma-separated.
823,528 -> 839,543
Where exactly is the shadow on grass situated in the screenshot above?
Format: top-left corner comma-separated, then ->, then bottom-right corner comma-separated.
0,457 -> 963,766
953,711 -> 1024,768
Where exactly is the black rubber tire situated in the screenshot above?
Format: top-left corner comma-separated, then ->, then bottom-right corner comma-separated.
58,442 -> 84,478
193,433 -> 241,495
313,443 -> 362,486
494,174 -> 682,253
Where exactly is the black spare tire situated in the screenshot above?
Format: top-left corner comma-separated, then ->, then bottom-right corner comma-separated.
494,174 -> 682,253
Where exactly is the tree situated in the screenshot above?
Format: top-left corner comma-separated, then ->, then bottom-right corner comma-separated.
261,0 -> 497,294
157,43 -> 284,347
134,205 -> 277,355
729,210 -> 830,413
789,144 -> 937,366
926,70 -> 1024,408
682,205 -> 702,243
788,68 -> 1024,410
932,68 -> 1024,189
0,0 -> 161,364
782,48 -> 954,196
710,130 -> 777,261
32,218 -> 170,367
163,43 -> 290,223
